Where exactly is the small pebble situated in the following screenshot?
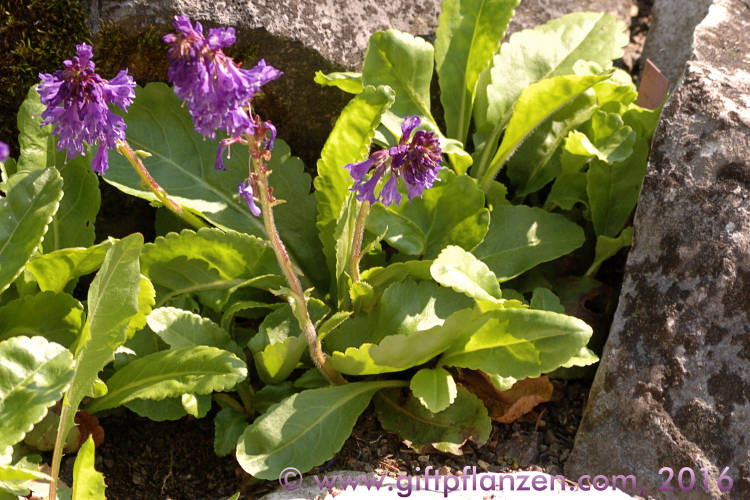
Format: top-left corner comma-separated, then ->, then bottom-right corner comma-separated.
477,459 -> 489,471
417,455 -> 430,464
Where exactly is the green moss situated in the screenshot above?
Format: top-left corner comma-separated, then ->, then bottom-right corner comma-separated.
93,22 -> 170,84
0,0 -> 90,156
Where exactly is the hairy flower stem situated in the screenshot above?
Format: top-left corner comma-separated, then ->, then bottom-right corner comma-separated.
48,398 -> 72,500
350,201 -> 370,283
116,140 -> 206,229
249,150 -> 346,385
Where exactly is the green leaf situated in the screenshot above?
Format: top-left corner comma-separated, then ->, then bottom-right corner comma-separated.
72,436 -> 106,500
147,307 -> 238,353
0,168 -> 63,293
249,300 -> 329,384
473,205 -> 585,281
43,155 -> 100,252
16,86 -> 55,173
313,71 -> 363,94
26,238 -> 117,293
479,73 -> 610,190
586,226 -> 634,277
16,86 -> 100,250
126,275 -> 156,338
363,29 -> 434,121
236,380 -> 404,479
560,346 -> 599,368
587,138 -> 649,238
375,386 -> 490,454
472,12 -> 628,180
430,245 -> 500,301
360,260 -> 433,298
181,393 -> 212,418
333,194 -> 358,307
409,367 -> 457,413
439,307 -> 592,379
365,170 -> 489,257
435,0 -> 519,143
0,292 -> 83,347
0,463 -> 51,482
506,90 -> 598,198
544,147 -> 590,211
126,397 -> 190,421
530,287 -> 564,313
85,346 -> 247,413
0,336 -> 74,450
317,311 -> 353,340
59,234 -> 143,441
141,228 -> 282,310
315,85 -> 395,289
328,309 -> 475,375
572,111 -> 637,164
214,407 -> 248,457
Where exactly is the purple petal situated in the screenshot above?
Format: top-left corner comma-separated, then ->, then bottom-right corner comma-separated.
400,115 -> 421,143
379,172 -> 402,207
238,179 -> 261,216
92,142 -> 109,175
0,141 -> 9,162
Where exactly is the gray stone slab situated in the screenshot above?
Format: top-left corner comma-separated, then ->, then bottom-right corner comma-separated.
641,0 -> 714,88
565,1 -> 750,498
262,470 -> 638,499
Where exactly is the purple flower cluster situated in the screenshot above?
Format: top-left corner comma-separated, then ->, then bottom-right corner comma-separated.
0,141 -> 8,163
163,15 -> 282,140
345,116 -> 443,206
37,44 -> 135,174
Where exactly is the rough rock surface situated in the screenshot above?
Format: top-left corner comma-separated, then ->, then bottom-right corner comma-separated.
261,470 -> 637,499
80,0 -> 631,167
641,0 -> 714,87
566,1 -> 750,498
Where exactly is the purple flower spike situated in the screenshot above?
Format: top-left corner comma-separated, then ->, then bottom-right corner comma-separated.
0,141 -> 8,162
163,15 -> 282,140
238,179 -> 261,216
37,43 -> 135,175
342,116 -> 442,207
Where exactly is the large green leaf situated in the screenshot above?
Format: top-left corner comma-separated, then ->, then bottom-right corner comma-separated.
328,309 -> 474,375
569,111 -> 637,164
214,407 -> 248,457
141,228 -> 282,310
315,85 -> 395,290
439,307 -> 592,379
505,90 -> 598,198
0,336 -> 74,451
362,29 -> 472,173
409,367 -> 457,413
59,234 -> 143,442
435,0 -> 519,143
16,86 -> 55,173
146,307 -> 238,353
365,170 -> 488,258
0,168 -> 63,293
333,194 -> 358,307
587,138 -> 649,238
248,300 -> 329,384
85,346 -> 247,413
375,386 -> 490,454
472,12 -> 628,180
25,238 -> 116,293
362,30 -> 434,121
326,279 -> 473,353
430,245 -> 500,301
44,156 -> 99,252
473,205 -> 584,281
479,73 -> 609,190
71,436 -> 105,500
0,292 -> 83,347
16,86 -> 100,250
236,380 -> 404,479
